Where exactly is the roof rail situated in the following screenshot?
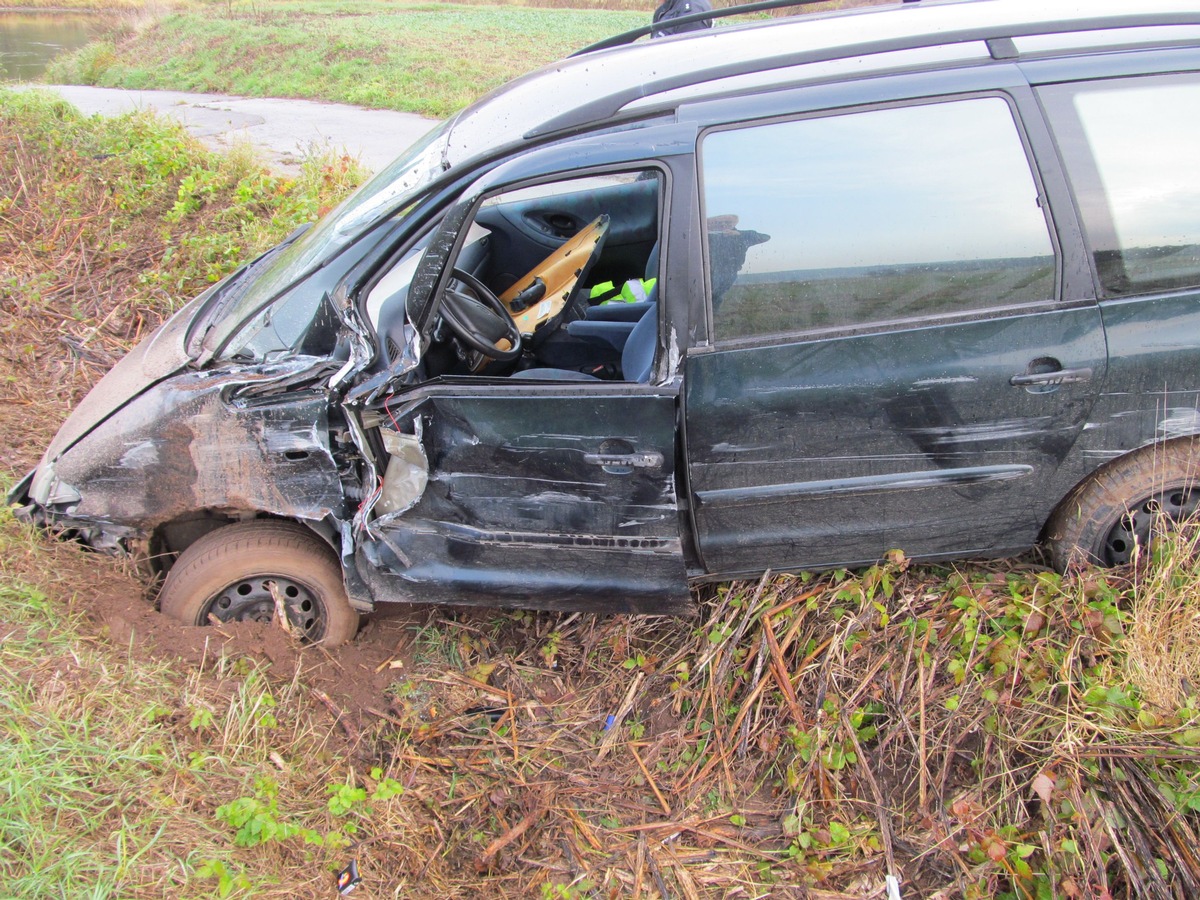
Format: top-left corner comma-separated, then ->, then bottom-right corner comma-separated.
572,0 -> 850,56
538,5 -> 1200,137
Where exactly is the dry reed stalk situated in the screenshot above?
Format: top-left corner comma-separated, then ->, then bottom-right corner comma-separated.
597,670 -> 644,760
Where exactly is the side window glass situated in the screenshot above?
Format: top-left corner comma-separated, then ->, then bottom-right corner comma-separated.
700,98 -> 1056,341
420,169 -> 663,380
1041,74 -> 1200,298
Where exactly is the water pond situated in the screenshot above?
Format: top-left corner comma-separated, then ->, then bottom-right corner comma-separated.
0,12 -> 103,81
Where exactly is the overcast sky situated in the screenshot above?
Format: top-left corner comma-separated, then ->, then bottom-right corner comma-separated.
1076,81 -> 1200,252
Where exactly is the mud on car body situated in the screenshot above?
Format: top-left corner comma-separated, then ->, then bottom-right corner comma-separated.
13,0 -> 1200,645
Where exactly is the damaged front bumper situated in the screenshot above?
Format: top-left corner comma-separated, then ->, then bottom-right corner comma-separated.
8,465 -> 140,552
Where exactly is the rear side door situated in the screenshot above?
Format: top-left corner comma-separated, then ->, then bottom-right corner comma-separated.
1034,67 -> 1200,460
684,87 -> 1106,576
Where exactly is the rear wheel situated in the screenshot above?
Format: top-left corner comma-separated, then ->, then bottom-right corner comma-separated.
158,520 -> 359,646
1046,441 -> 1200,571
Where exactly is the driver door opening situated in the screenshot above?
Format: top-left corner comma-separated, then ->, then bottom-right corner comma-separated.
354,167 -> 690,613
369,168 -> 664,384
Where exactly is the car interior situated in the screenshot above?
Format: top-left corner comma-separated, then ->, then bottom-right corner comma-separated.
368,170 -> 662,383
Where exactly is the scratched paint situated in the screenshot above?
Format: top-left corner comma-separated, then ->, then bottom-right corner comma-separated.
40,358 -> 342,541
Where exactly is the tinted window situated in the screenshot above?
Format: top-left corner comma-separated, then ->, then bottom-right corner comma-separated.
701,98 -> 1055,340
1041,74 -> 1200,298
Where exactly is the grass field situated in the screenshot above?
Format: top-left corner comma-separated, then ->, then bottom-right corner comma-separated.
42,1 -> 650,117
24,0 -> 892,117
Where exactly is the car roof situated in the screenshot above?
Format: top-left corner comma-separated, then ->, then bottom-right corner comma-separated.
442,0 -> 1200,167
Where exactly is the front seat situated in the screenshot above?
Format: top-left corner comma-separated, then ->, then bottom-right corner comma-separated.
514,295 -> 658,383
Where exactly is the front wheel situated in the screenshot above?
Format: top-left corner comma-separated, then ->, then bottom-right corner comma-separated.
159,520 -> 359,647
1046,441 -> 1200,571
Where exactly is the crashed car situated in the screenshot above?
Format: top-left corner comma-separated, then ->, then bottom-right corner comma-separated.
13,0 -> 1200,645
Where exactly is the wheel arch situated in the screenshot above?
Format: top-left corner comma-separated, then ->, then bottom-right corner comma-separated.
1042,435 -> 1200,569
1045,437 -> 1199,534
148,509 -> 339,576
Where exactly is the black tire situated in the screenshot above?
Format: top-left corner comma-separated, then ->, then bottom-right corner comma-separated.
159,520 -> 359,647
1046,441 -> 1200,571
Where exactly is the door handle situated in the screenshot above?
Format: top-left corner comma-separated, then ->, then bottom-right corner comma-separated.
1009,367 -> 1093,387
583,451 -> 664,469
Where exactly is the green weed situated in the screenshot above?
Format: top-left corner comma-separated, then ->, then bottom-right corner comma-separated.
0,86 -> 365,328
0,538 -> 247,895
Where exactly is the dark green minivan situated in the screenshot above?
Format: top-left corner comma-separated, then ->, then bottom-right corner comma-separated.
13,0 -> 1200,644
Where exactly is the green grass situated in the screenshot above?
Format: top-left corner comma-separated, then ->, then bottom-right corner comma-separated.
0,506 -> 420,899
45,1 -> 651,117
0,513 -> 262,898
24,0 -> 899,117
0,591 -> 226,898
0,0 -> 148,9
1,86 -> 364,305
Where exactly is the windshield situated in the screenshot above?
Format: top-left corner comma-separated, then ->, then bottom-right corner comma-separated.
202,118 -> 453,351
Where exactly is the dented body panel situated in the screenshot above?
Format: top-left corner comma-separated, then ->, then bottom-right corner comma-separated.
358,382 -> 691,612
1074,290 -> 1200,461
13,2 -> 1200,618
685,307 -> 1109,575
31,358 -> 343,538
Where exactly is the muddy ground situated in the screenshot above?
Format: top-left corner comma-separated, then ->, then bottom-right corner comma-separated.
1,341 -> 431,729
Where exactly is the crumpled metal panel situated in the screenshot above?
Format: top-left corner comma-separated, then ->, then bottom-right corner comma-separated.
50,358 -> 342,533
358,386 -> 693,614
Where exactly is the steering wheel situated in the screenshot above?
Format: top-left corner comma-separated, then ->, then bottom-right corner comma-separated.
440,268 -> 523,362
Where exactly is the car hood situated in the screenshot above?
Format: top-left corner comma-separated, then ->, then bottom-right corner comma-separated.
42,295 -> 202,464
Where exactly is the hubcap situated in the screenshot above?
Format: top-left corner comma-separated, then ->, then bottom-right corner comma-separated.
1101,485 -> 1200,565
201,575 -> 325,642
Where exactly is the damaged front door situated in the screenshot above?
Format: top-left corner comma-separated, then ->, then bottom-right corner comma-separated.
360,383 -> 691,613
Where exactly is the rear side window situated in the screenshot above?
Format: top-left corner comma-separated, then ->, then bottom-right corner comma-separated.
1040,73 -> 1200,298
700,97 -> 1056,341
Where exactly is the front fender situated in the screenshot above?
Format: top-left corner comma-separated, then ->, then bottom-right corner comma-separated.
40,359 -> 343,535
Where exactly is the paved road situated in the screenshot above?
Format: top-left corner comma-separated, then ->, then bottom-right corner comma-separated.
21,85 -> 438,173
